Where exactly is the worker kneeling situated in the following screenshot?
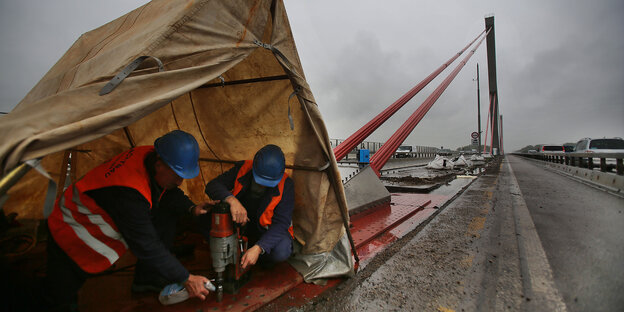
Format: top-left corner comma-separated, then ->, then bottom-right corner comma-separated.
204,144 -> 294,269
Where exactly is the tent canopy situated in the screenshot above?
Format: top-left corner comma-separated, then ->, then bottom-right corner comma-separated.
0,0 -> 348,256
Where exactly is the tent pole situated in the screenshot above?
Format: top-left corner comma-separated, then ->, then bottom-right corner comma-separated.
198,75 -> 289,89
200,158 -> 331,172
0,162 -> 31,198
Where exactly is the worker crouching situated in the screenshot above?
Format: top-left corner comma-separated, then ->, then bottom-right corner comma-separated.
43,130 -> 213,310
204,144 -> 294,269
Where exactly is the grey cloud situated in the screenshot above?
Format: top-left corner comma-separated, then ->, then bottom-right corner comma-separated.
2,0 -> 623,152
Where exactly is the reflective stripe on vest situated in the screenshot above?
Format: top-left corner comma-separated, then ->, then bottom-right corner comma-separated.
47,146 -> 154,273
232,160 -> 293,238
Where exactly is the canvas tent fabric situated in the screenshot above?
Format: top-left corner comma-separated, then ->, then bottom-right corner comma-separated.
0,0 -> 353,278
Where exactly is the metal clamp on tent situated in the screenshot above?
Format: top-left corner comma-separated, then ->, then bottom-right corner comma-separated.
99,56 -> 164,95
253,39 -> 273,50
253,39 -> 294,65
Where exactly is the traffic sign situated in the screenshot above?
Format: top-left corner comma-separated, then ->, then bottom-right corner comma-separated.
471,138 -> 479,145
471,131 -> 479,139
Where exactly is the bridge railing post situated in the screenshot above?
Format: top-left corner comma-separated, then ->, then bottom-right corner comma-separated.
600,158 -> 608,172
518,152 -> 623,176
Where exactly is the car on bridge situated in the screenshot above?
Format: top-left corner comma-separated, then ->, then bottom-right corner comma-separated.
573,137 -> 624,170
537,144 -> 565,153
574,137 -> 624,154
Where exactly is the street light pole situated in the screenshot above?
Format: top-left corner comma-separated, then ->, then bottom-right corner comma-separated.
476,63 -> 482,153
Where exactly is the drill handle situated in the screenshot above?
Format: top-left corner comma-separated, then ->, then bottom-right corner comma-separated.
234,226 -> 252,279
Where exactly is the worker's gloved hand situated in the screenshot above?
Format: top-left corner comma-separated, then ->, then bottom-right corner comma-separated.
225,196 -> 249,224
241,245 -> 263,269
191,200 -> 219,217
184,274 -> 210,300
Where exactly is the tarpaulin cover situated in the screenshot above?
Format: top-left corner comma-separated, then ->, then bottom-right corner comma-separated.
0,0 -> 352,275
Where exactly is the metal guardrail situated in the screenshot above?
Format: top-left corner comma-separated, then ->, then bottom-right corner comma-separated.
514,152 -> 624,175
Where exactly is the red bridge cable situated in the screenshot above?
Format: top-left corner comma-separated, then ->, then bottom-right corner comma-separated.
369,30 -> 490,175
332,28 -> 487,161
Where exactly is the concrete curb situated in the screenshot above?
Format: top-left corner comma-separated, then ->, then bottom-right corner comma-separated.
521,157 -> 623,193
506,159 -> 567,311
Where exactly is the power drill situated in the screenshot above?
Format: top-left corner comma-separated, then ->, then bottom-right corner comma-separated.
208,201 -> 251,302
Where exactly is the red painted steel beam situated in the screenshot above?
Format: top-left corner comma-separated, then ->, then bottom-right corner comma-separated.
351,199 -> 431,249
332,29 -> 486,161
369,31 -> 489,174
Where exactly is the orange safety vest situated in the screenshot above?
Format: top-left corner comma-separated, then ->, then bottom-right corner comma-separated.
232,160 -> 294,238
47,146 -> 156,273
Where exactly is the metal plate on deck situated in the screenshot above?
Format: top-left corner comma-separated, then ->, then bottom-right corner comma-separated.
351,197 -> 432,249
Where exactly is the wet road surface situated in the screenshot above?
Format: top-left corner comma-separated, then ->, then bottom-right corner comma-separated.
509,155 -> 624,311
296,155 -> 624,311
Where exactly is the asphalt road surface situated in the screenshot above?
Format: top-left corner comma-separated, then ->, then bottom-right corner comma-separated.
295,156 -> 624,312
509,155 -> 624,311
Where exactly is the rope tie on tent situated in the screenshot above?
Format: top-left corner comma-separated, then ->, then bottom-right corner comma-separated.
99,56 -> 165,95
287,87 -> 301,130
254,40 -> 297,76
24,159 -> 57,218
317,161 -> 330,171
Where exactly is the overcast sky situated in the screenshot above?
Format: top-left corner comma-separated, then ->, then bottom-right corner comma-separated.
1,1 -> 623,152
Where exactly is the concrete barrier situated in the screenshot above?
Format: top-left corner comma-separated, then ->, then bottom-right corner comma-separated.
545,162 -> 624,193
343,166 -> 391,216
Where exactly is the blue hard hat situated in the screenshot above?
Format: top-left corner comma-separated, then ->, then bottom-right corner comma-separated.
252,144 -> 285,187
154,130 -> 200,179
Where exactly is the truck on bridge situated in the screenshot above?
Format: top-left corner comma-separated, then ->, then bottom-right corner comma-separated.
395,145 -> 413,158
